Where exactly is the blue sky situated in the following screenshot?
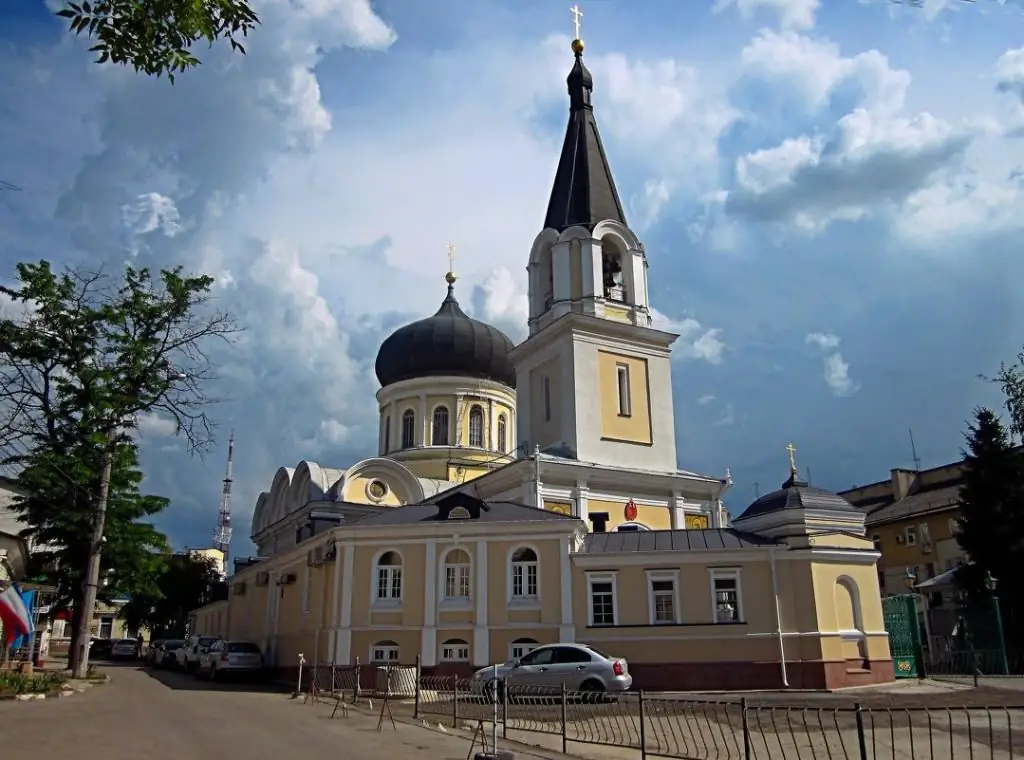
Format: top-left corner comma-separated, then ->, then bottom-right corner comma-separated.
3,0 -> 1024,556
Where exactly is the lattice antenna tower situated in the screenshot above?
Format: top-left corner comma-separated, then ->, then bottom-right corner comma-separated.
212,430 -> 235,575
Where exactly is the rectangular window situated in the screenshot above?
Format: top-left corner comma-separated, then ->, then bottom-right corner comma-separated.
648,573 -> 678,625
372,645 -> 400,663
587,573 -> 617,627
948,517 -> 961,536
543,375 -> 551,422
444,565 -> 471,599
919,522 -> 932,551
512,563 -> 538,599
616,364 -> 631,417
441,642 -> 470,661
904,525 -> 917,546
510,641 -> 537,660
376,567 -> 402,601
710,570 -> 742,623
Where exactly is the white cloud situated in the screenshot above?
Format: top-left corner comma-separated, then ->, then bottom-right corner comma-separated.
738,30 -> 910,115
714,0 -> 820,30
698,394 -> 717,406
136,412 -> 179,438
805,332 -> 858,397
652,309 -> 727,364
630,179 -> 675,230
727,107 -> 974,231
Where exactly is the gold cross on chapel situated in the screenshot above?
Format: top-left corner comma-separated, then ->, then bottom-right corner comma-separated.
786,443 -> 797,473
447,242 -> 457,275
570,4 -> 583,41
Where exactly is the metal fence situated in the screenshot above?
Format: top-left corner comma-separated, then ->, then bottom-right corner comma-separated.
414,675 -> 1024,760
927,649 -> 1024,683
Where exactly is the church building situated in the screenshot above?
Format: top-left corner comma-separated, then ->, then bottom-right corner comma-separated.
191,32 -> 893,691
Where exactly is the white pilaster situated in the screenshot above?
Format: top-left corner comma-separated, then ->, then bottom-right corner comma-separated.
419,394 -> 428,446
455,393 -> 465,446
670,492 -> 685,530
422,540 -> 438,667
336,543 -> 354,664
558,536 -> 574,642
328,542 -> 342,660
487,398 -> 494,450
574,481 -> 590,523
473,539 -> 489,666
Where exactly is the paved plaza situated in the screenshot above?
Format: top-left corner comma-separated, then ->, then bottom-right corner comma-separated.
0,665 -> 558,760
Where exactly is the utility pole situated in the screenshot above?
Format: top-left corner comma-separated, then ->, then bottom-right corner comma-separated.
71,425 -> 117,679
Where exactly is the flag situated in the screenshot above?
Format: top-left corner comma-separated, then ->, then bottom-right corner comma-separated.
0,584 -> 33,647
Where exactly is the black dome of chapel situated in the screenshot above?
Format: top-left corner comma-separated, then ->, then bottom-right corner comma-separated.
374,279 -> 517,389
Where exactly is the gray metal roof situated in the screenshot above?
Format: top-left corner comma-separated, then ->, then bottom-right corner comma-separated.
581,529 -> 779,554
736,472 -> 858,520
865,484 -> 961,527
345,500 -> 580,528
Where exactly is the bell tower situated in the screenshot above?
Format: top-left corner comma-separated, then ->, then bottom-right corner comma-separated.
511,20 -> 680,474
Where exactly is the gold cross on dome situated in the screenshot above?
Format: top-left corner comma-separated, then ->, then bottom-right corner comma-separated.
570,4 -> 583,41
786,443 -> 797,472
447,242 -> 457,274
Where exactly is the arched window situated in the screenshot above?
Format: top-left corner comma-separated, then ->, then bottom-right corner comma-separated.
432,406 -> 449,446
401,409 -> 415,449
443,548 -> 471,600
383,416 -> 391,453
615,522 -> 651,532
375,551 -> 403,603
510,638 -> 539,661
440,638 -> 470,662
371,640 -> 400,663
497,414 -> 508,453
468,405 -> 484,448
510,547 -> 538,600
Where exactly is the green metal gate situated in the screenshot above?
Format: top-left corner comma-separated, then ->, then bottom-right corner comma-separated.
883,594 -> 922,678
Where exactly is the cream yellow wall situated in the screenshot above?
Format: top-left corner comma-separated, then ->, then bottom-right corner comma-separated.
603,302 -> 632,324
381,388 -> 515,451
340,474 -> 406,506
529,357 -> 562,449
352,629 -> 421,665
350,543 -> 427,628
870,508 -> 959,578
486,538 -> 564,626
810,562 -> 890,662
587,498 -> 673,532
597,350 -> 653,445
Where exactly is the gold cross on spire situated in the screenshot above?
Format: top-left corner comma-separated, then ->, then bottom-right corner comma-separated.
786,442 -> 797,473
570,4 -> 583,41
445,242 -> 457,284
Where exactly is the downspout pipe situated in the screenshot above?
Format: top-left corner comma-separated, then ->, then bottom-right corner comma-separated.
770,546 -> 789,688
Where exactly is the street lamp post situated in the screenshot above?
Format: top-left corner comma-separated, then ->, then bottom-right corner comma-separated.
984,572 -> 1010,676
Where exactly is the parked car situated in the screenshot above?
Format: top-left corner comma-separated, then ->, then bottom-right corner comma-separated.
471,643 -> 631,699
197,640 -> 264,681
110,638 -> 139,660
156,639 -> 185,668
89,638 -> 113,660
144,640 -> 165,665
176,635 -> 220,672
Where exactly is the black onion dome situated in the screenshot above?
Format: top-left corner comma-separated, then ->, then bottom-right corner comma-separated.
374,279 -> 517,389
739,471 -> 858,520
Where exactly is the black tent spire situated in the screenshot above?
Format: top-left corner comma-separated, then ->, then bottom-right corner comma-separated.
543,38 -> 628,233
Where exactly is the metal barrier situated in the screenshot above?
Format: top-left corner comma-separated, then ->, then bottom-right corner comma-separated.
412,676 -> 1024,760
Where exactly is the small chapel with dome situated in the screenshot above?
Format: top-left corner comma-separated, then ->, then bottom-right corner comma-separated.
194,25 -> 894,691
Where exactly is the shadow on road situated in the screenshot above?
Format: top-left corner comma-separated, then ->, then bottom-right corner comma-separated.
122,663 -> 283,693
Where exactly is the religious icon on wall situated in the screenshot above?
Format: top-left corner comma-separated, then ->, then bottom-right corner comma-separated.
624,499 -> 638,522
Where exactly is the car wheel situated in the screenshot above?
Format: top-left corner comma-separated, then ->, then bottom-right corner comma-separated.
483,679 -> 505,704
208,666 -> 217,682
578,680 -> 605,704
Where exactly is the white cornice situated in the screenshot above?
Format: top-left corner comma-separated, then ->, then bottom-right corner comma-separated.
376,376 -> 515,404
510,311 -> 676,363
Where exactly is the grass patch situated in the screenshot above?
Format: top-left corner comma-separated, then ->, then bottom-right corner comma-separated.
0,670 -> 68,696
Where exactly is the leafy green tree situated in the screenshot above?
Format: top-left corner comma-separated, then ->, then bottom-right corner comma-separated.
0,261 -> 237,673
994,349 -> 1024,442
16,440 -> 169,641
121,552 -> 223,639
956,407 -> 1024,644
56,0 -> 260,81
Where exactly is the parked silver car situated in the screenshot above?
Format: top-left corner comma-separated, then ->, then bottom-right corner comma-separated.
197,640 -> 264,680
471,643 -> 631,697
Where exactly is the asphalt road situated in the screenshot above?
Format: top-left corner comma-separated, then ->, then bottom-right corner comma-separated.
0,663 -> 526,760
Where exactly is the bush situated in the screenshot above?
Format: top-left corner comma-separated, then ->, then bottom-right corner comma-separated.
0,670 -> 67,695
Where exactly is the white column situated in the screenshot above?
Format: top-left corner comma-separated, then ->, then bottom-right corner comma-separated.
473,539 -> 490,666
454,394 -> 465,446
574,481 -> 590,523
335,543 -> 354,664
558,536 -> 575,642
670,492 -> 685,530
419,394 -> 428,446
422,540 -> 438,667
487,398 -> 494,450
328,543 -> 342,661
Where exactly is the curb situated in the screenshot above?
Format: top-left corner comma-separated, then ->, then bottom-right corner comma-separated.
0,688 -> 77,701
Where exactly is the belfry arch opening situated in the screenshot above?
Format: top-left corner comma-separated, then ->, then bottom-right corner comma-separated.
601,236 -> 626,302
